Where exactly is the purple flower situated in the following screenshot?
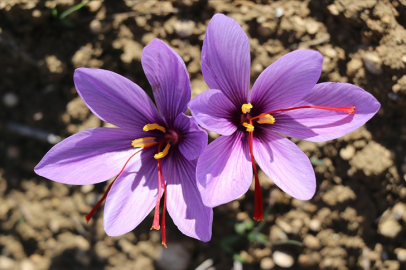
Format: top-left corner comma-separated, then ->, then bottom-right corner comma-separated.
35,39 -> 212,245
188,14 -> 380,220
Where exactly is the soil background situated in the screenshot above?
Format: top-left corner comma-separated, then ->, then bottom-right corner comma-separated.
1,0 -> 406,270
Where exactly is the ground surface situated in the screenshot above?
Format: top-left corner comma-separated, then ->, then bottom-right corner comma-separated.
1,0 -> 406,270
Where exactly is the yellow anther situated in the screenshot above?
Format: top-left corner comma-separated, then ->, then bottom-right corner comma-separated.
243,122 -> 254,132
154,143 -> 171,159
143,123 -> 166,133
241,103 -> 253,114
131,137 -> 156,148
257,114 -> 275,124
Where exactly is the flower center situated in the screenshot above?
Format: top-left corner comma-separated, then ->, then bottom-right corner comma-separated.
86,122 -> 175,248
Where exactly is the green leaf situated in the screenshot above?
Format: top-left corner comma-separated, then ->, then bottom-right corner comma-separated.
248,231 -> 267,244
234,222 -> 246,235
60,1 -> 90,19
221,235 -> 241,254
233,254 -> 245,263
244,219 -> 254,230
51,9 -> 58,17
310,156 -> 324,166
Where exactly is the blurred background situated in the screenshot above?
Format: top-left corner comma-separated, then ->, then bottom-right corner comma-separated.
0,0 -> 405,269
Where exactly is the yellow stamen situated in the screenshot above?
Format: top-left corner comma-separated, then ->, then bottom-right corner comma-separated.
243,122 -> 254,132
257,114 -> 275,124
143,123 -> 166,133
154,143 -> 171,159
131,137 -> 156,148
241,103 -> 253,114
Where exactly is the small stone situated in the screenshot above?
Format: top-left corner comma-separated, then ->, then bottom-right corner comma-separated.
32,10 -> 41,18
396,248 -> 406,262
378,218 -> 402,238
87,0 -> 102,12
3,92 -> 18,107
20,260 -> 34,270
309,219 -> 321,232
257,23 -> 275,37
81,184 -> 94,194
364,53 -> 382,75
392,84 -> 401,93
346,59 -> 363,76
401,163 -> 406,174
327,4 -> 339,15
276,218 -> 292,234
273,251 -> 294,268
7,146 -> 20,159
303,235 -> 321,250
269,225 -> 288,241
33,112 -> 43,121
306,21 -> 319,35
240,5 -> 249,14
340,145 -> 356,160
0,256 -> 15,270
402,55 -> 406,63
325,47 -> 337,58
75,236 -> 90,251
156,243 -> 190,270
298,252 -> 321,267
392,203 -> 406,220
276,7 -> 284,18
90,19 -> 102,34
260,257 -> 275,270
174,20 -> 195,38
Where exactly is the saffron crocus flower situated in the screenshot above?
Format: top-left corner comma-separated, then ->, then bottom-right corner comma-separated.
188,14 -> 380,221
35,39 -> 212,246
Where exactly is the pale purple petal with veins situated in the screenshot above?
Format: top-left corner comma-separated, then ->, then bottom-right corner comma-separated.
35,127 -> 141,185
142,39 -> 191,126
174,113 -> 207,161
188,89 -> 237,136
163,149 -> 213,241
104,147 -> 161,236
74,68 -> 162,130
249,50 -> 323,113
202,14 -> 250,106
196,131 -> 252,207
270,82 -> 381,142
253,130 -> 316,200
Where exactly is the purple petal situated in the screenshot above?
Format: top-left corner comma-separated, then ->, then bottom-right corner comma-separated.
270,82 -> 381,142
35,128 -> 140,185
104,147 -> 160,236
202,14 -> 250,106
250,50 -> 323,113
196,132 -> 252,207
74,68 -> 162,130
188,89 -> 237,136
163,150 -> 213,241
253,130 -> 316,200
142,39 -> 191,125
173,113 -> 208,161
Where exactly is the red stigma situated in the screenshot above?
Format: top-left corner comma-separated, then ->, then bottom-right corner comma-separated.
151,142 -> 168,248
247,119 -> 264,221
252,105 -> 356,120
